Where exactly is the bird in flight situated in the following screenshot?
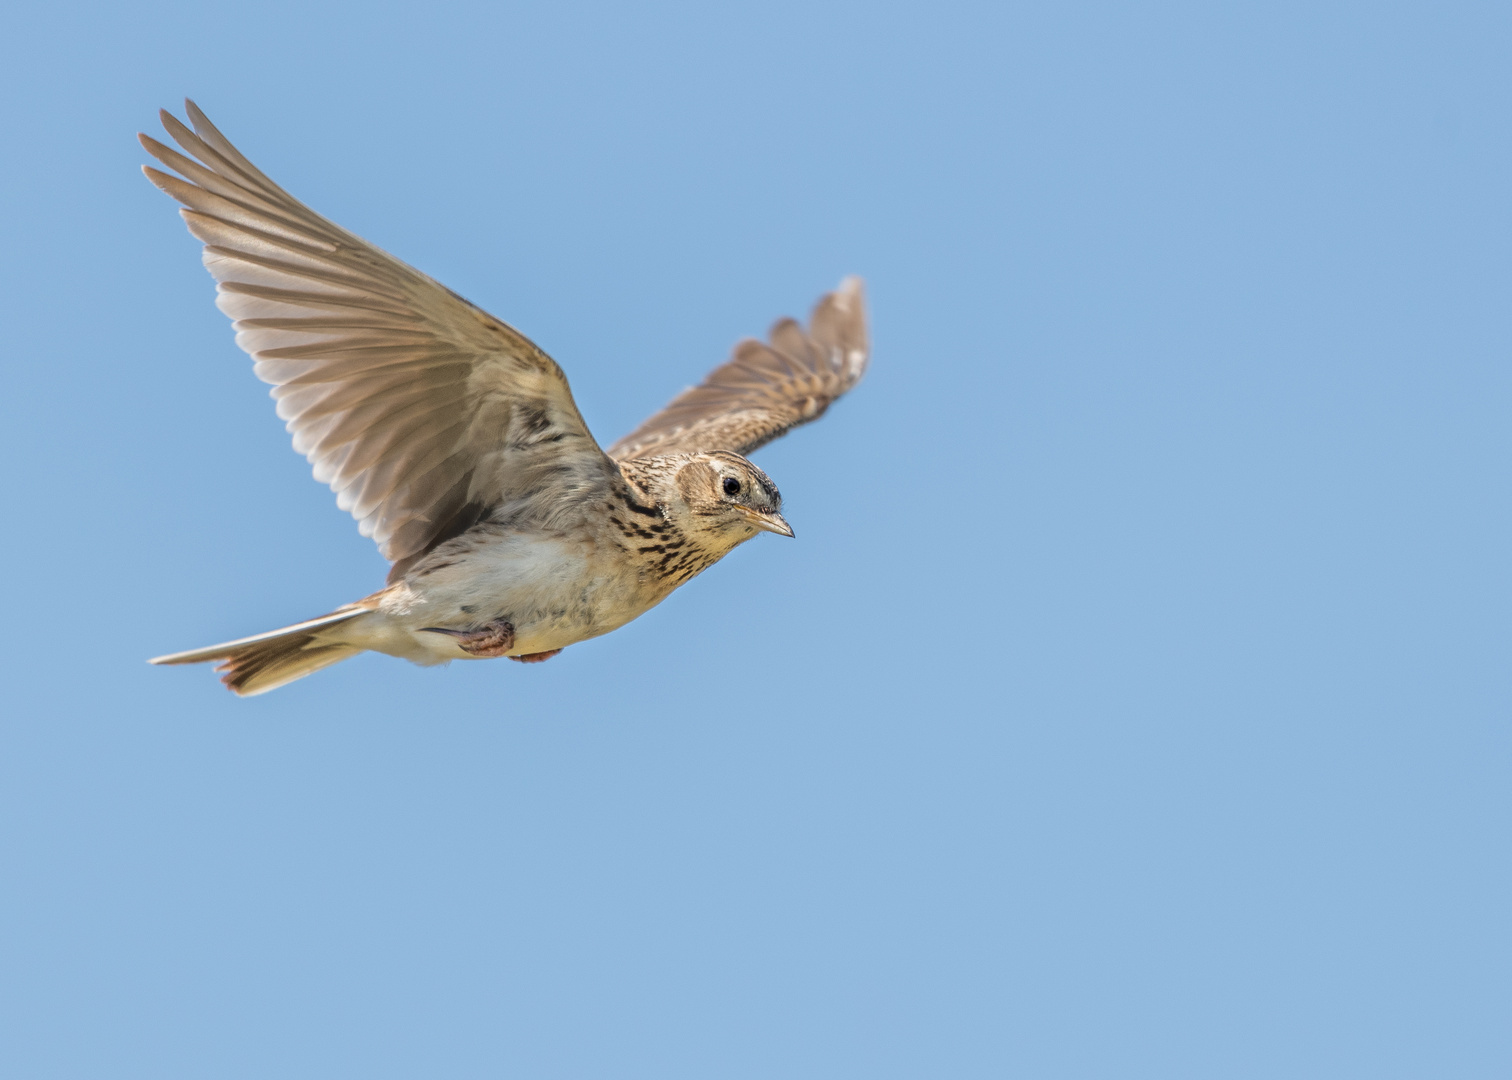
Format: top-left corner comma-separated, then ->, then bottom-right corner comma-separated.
143,102 -> 869,695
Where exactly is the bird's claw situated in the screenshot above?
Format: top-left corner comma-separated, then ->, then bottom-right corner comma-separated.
420,619 -> 516,658
508,649 -> 563,664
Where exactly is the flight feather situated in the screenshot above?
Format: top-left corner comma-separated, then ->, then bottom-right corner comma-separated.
140,100 -> 610,573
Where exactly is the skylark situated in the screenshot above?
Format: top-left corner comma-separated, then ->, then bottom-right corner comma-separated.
143,102 -> 870,695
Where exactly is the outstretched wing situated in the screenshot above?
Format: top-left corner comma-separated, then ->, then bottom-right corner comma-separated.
142,101 -> 611,576
607,278 -> 869,461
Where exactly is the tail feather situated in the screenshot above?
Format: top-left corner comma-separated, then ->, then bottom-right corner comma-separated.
150,606 -> 368,696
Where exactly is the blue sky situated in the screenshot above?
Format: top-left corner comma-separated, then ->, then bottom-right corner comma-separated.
2,1 -> 1509,1076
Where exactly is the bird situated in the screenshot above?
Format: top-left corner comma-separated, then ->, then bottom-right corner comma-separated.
142,101 -> 870,695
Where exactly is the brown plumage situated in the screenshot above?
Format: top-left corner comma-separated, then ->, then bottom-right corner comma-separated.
607,286 -> 869,460
144,101 -> 870,694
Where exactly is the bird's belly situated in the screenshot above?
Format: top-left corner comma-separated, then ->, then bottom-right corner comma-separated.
367,533 -> 654,661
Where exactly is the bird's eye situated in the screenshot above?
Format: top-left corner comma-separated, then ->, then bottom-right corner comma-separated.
722,477 -> 742,496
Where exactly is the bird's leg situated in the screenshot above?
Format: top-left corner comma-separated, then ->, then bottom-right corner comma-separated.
419,618 -> 516,658
509,649 -> 563,664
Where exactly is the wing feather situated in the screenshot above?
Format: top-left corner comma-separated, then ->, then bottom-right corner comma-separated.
142,101 -> 611,572
607,278 -> 869,461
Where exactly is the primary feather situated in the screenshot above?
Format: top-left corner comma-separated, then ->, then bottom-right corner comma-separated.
140,101 -> 611,577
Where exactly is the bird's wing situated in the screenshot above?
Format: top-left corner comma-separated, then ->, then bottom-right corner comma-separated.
606,278 -> 869,461
141,101 -> 610,577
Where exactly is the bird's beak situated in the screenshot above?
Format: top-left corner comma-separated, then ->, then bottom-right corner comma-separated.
740,506 -> 795,537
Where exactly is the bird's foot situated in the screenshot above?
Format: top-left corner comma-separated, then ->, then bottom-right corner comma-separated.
420,619 -> 516,658
509,649 -> 563,664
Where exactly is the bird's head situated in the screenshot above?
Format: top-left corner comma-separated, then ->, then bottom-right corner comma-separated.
670,451 -> 793,546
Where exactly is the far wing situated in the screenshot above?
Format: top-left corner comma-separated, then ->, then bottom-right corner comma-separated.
142,101 -> 611,577
607,278 -> 869,461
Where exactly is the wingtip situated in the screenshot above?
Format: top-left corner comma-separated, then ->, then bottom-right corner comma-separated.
184,98 -> 214,137
832,276 -> 866,316
140,164 -> 176,191
822,276 -> 866,323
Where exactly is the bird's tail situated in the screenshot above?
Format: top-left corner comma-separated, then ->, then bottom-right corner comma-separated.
149,607 -> 370,696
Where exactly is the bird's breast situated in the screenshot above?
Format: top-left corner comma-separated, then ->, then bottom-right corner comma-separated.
381,531 -> 662,656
